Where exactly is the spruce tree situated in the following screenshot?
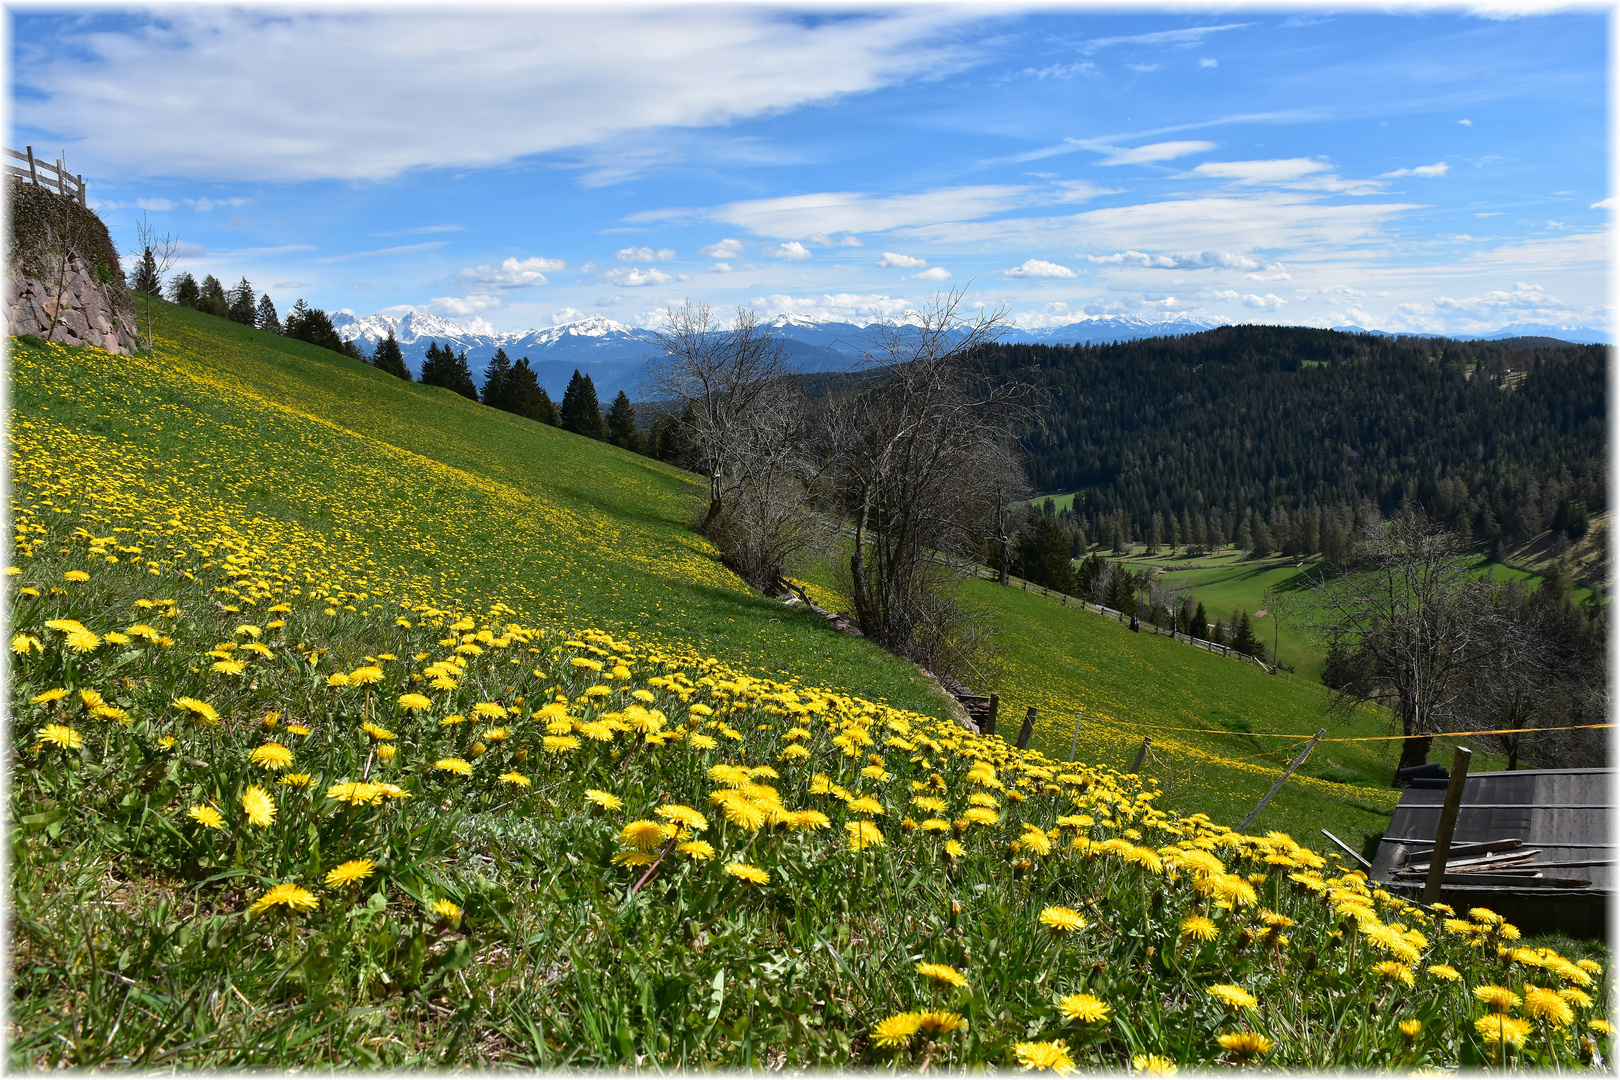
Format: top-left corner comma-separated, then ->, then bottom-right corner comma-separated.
1190,601 -> 1209,640
228,277 -> 257,325
1017,515 -> 1078,594
1230,610 -> 1263,659
129,246 -> 161,297
605,391 -> 644,452
560,369 -> 606,439
168,272 -> 200,308
255,293 -> 282,334
536,386 -> 561,427
197,275 -> 230,318
371,329 -> 410,380
503,357 -> 545,420
482,348 -> 514,409
418,342 -> 448,387
448,349 -> 479,401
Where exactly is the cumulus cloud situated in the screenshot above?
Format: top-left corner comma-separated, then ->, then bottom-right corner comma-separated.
1004,258 -> 1076,278
763,241 -> 813,260
456,255 -> 565,289
911,266 -> 951,281
1100,140 -> 1216,166
603,266 -> 675,286
877,251 -> 927,268
1198,57 -> 1218,68
616,246 -> 675,262
708,262 -> 735,273
1431,281 -> 1568,315
427,295 -> 503,317
1381,162 -> 1449,178
700,238 -> 745,258
751,291 -> 915,324
1591,197 -> 1613,210
19,8 -> 982,182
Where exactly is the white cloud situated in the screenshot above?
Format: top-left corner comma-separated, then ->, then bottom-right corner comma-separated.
20,9 -> 981,182
1459,118 -> 1472,126
700,238 -> 745,258
1381,162 -> 1449,178
1081,24 -> 1248,53
273,280 -> 311,289
911,267 -> 951,281
1241,292 -> 1285,310
1085,249 -> 1262,271
839,235 -> 864,247
763,241 -> 814,260
1126,62 -> 1159,72
1100,140 -> 1216,166
616,246 -> 675,262
550,307 -> 587,324
313,241 -> 448,264
456,255 -> 565,290
641,185 -> 1031,238
1198,57 -> 1218,68
1004,259 -> 1076,279
708,262 -> 735,273
877,252 -> 927,268
1051,180 -> 1117,202
1191,158 -> 1331,184
1591,197 -> 1614,210
187,196 -> 250,211
427,295 -> 503,317
603,266 -> 675,286
135,197 -> 176,211
751,291 -> 915,324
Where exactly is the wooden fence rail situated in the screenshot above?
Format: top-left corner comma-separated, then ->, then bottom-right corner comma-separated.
4,146 -> 87,206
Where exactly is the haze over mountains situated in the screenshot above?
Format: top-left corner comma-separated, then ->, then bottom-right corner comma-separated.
329,308 -> 1608,399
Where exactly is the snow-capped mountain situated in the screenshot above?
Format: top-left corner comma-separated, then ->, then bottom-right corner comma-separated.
331,307 -> 1606,400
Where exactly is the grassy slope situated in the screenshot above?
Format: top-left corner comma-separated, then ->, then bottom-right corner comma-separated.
14,302 -> 955,717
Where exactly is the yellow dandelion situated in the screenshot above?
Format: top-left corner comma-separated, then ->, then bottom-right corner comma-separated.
63,570 -> 89,583
430,898 -> 462,922
916,962 -> 968,989
1524,986 -> 1575,1028
1058,993 -> 1110,1024
1013,1039 -> 1075,1073
543,734 -> 581,754
249,742 -> 294,771
65,630 -> 101,652
1131,1054 -> 1177,1075
657,804 -> 708,832
846,819 -> 885,850
360,721 -> 396,741
187,804 -> 226,830
917,1010 -> 966,1036
1206,984 -> 1258,1011
1475,1014 -> 1531,1047
35,723 -> 83,750
324,859 -> 376,888
397,692 -> 432,712
433,757 -> 473,776
677,840 -> 715,861
174,697 -> 220,725
622,820 -> 672,851
1399,1019 -> 1422,1039
871,1012 -> 922,1048
585,789 -> 623,811
250,883 -> 318,916
1474,985 -> 1522,1013
1372,961 -> 1415,987
29,688 -> 69,706
724,861 -> 769,885
241,785 -> 276,828
348,666 -> 383,685
1181,915 -> 1219,943
1040,906 -> 1086,934
1216,1031 -> 1273,1056
1428,964 -> 1461,981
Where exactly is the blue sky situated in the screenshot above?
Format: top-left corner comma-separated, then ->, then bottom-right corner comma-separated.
11,6 -> 1610,334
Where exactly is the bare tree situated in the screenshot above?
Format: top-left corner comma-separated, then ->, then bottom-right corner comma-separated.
648,302 -> 791,533
39,189 -> 91,343
129,214 -> 179,351
822,290 -> 1042,675
1297,510 -> 1494,774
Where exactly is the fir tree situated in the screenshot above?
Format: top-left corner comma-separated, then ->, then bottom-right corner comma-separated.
501,356 -> 544,419
1230,610 -> 1263,659
1016,515 -> 1078,594
228,277 -> 257,325
371,329 -> 410,380
418,342 -> 449,387
167,272 -> 200,308
284,300 -> 357,358
560,369 -> 606,439
197,275 -> 230,319
605,391 -> 644,452
482,348 -> 514,409
447,349 -> 479,400
536,386 -> 561,427
255,293 -> 282,334
1190,601 -> 1209,640
129,246 -> 160,297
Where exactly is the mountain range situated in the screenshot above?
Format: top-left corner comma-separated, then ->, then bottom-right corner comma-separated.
330,308 -> 1609,400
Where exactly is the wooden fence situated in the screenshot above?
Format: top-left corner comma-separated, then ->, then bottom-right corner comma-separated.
5,146 -> 87,205
958,561 -> 1277,675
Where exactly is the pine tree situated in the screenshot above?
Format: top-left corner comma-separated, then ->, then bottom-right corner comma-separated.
371,329 -> 410,380
255,293 -> 282,334
197,275 -> 230,318
129,246 -> 160,297
448,349 -> 479,401
560,369 -> 606,439
1190,601 -> 1209,640
283,299 -> 359,358
1230,610 -> 1263,659
503,357 -> 546,420
168,272 -> 200,308
1017,515 -> 1078,594
418,342 -> 449,387
535,385 -> 561,426
482,348 -> 514,409
228,277 -> 257,325
605,391 -> 644,452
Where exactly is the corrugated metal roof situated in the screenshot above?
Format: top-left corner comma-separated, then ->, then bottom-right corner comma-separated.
1371,768 -> 1612,895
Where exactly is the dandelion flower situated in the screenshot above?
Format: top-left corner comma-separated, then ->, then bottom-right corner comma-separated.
1013,1039 -> 1075,1073
1475,1014 -> 1531,1047
1216,1032 -> 1273,1056
348,666 -> 383,685
622,820 -> 672,851
250,742 -> 294,771
1474,985 -> 1521,1013
1427,964 -> 1461,981
279,773 -> 313,788
324,859 -> 376,888
585,789 -> 623,811
1399,1019 -> 1422,1039
1058,993 -> 1110,1024
872,1011 -> 922,1048
430,899 -> 462,922
544,735 -> 581,754
916,962 -> 968,989
1206,984 -> 1258,1011
1040,906 -> 1086,934
187,804 -> 226,830
1180,915 -> 1219,942
433,757 -> 473,776
498,771 -> 531,787
35,723 -> 83,750
241,785 -> 276,827
847,820 -> 885,850
250,883 -> 318,916
1372,961 -> 1415,987
1132,1054 -> 1177,1075
11,633 -> 41,655
658,804 -> 708,832
30,688 -> 69,706
1589,1019 -> 1612,1036
1524,986 -> 1575,1028
917,1010 -> 966,1036
397,693 -> 432,713
65,630 -> 101,652
174,697 -> 220,725
361,721 -> 396,741
724,861 -> 769,885
677,840 -> 715,861
945,839 -> 966,859
63,570 -> 90,583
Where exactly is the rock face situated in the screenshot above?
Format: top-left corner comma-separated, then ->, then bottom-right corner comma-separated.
6,180 -> 138,355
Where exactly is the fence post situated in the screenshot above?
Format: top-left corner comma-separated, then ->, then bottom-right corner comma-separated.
1128,736 -> 1151,774
1237,728 -> 1325,833
26,145 -> 37,186
1066,709 -> 1085,763
984,693 -> 999,737
77,173 -> 85,206
1423,746 -> 1474,905
1015,706 -> 1037,750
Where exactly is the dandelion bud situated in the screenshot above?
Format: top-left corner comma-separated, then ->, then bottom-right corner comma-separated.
469,741 -> 487,758
1302,949 -> 1318,972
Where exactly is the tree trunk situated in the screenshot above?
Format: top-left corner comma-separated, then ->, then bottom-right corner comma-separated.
1396,733 -> 1432,774
702,469 -> 723,531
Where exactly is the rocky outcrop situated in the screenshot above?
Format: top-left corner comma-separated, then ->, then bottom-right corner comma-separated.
7,179 -> 138,355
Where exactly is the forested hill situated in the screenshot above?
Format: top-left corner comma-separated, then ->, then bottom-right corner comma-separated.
987,326 -> 1606,553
